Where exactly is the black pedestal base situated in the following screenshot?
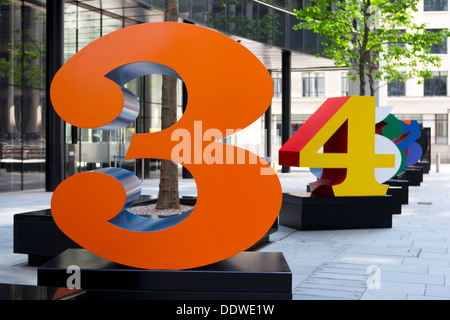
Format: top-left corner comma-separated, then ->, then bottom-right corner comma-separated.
397,166 -> 423,186
13,209 -> 81,266
0,283 -> 85,300
14,196 -> 276,266
37,249 -> 292,300
385,179 -> 409,204
417,161 -> 430,174
306,184 -> 402,215
279,193 -> 392,231
386,186 -> 402,214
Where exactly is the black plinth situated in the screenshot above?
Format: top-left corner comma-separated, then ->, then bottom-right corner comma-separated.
306,185 -> 401,215
13,209 -> 81,266
37,249 -> 292,300
385,179 -> 409,204
279,193 -> 392,231
386,186 -> 402,215
397,166 -> 423,186
14,195 -> 276,266
417,161 -> 430,174
0,283 -> 85,300
248,218 -> 278,250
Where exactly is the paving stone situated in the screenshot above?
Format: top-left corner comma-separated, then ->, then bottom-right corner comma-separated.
419,252 -> 450,260
425,285 -> 450,298
368,281 -> 425,295
403,257 -> 450,268
343,245 -> 421,257
361,291 -> 407,300
293,294 -> 352,300
379,263 -> 429,274
334,253 -> 405,265
381,271 -> 444,285
372,239 -> 414,247
293,287 -> 362,300
429,266 -> 450,276
406,294 -> 448,300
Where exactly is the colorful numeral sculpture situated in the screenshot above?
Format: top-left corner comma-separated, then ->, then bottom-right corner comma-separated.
50,22 -> 282,270
279,96 -> 400,197
376,113 -> 406,177
395,120 -> 423,167
376,114 -> 423,174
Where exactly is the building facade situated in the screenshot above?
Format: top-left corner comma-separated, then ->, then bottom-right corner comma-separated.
4,0 -> 442,194
271,0 -> 450,165
386,0 -> 449,162
0,0 -> 335,192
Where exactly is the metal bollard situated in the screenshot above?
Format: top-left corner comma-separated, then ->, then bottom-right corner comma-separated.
436,153 -> 440,172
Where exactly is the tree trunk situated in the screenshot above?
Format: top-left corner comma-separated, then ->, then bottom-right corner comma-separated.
368,74 -> 375,97
164,0 -> 179,23
359,60 -> 366,96
156,0 -> 180,210
359,0 -> 371,96
367,54 -> 376,97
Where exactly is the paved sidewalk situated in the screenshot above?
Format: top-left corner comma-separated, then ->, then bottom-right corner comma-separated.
0,165 -> 449,300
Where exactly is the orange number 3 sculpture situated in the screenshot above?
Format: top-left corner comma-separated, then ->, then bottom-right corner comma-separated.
50,22 -> 282,270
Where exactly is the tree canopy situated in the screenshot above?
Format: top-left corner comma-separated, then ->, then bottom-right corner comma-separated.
294,0 -> 450,96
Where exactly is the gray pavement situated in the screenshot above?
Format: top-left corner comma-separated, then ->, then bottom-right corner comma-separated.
1,164 -> 450,300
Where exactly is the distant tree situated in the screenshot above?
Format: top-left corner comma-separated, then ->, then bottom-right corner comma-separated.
294,0 -> 450,96
0,27 -> 45,88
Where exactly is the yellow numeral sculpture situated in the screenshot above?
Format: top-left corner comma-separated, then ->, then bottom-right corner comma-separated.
279,96 -> 400,197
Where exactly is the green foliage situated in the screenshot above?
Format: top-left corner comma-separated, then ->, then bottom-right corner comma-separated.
0,17 -> 45,89
293,0 -> 450,95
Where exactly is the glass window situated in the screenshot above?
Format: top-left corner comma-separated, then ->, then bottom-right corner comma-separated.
77,6 -> 101,51
0,2 -> 46,191
424,0 -> 448,11
274,114 -> 311,143
259,4 -> 279,43
289,14 -> 302,51
63,2 -> 141,174
208,0 -> 226,32
273,0 -> 287,9
291,114 -> 310,134
178,0 -> 190,20
395,114 -> 423,121
341,72 -> 349,96
243,0 -> 257,41
436,114 -> 448,144
102,14 -> 123,36
226,0 -> 243,37
304,29 -> 318,55
424,71 -> 447,96
289,0 -> 302,10
274,9 -> 286,48
388,80 -> 406,97
396,114 -> 448,145
429,29 -> 447,54
272,72 -> 282,98
191,0 -> 208,26
302,72 -> 325,97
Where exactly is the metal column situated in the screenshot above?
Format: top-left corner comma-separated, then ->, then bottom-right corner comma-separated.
45,0 -> 65,191
264,71 -> 272,165
281,50 -> 291,173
